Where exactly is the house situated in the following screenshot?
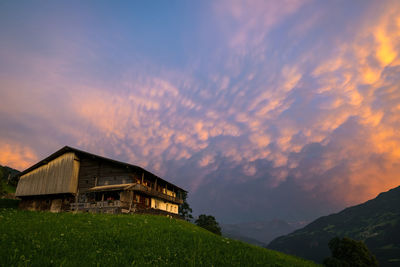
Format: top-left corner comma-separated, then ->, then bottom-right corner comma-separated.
15,146 -> 186,217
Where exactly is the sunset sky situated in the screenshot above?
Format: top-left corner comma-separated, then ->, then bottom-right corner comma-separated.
1,0 -> 400,223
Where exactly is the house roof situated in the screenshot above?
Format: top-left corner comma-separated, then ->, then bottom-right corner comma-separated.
18,146 -> 187,192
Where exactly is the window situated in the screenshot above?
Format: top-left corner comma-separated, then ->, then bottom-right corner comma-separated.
135,195 -> 140,203
145,198 -> 150,206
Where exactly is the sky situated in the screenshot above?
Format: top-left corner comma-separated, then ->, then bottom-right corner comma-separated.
1,0 -> 400,223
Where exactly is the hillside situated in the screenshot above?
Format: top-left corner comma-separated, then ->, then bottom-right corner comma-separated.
268,186 -> 400,267
222,219 -> 299,246
222,226 -> 268,247
0,206 -> 319,266
0,165 -> 20,197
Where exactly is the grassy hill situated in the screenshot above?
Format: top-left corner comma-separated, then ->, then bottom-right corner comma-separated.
0,204 -> 318,266
0,165 -> 20,196
268,186 -> 400,267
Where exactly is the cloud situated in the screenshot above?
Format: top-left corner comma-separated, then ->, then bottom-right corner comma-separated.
0,140 -> 37,170
213,0 -> 309,51
0,0 -> 400,223
187,0 -> 400,217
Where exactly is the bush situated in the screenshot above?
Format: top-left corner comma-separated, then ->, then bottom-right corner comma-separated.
323,237 -> 379,267
0,199 -> 20,209
195,214 -> 221,235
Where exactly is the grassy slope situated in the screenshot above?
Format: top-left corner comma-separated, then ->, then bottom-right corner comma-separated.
0,207 -> 319,266
0,165 -> 19,196
0,181 -> 16,194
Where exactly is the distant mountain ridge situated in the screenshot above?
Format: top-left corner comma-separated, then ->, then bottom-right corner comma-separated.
268,185 -> 400,267
222,219 -> 305,246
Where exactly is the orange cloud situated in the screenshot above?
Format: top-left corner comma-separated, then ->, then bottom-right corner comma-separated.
375,27 -> 397,66
0,141 -> 37,171
1,0 -> 399,220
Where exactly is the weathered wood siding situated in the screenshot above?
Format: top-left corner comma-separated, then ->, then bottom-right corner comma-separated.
19,195 -> 74,212
77,157 -> 138,193
16,153 -> 80,196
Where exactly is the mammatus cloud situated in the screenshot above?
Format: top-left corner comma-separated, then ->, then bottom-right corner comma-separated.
0,0 -> 399,222
213,0 -> 309,51
289,3 -> 400,205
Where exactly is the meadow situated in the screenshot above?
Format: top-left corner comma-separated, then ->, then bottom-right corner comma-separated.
0,202 -> 319,266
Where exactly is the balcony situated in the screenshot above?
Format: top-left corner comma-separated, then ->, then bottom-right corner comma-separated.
127,183 -> 183,204
86,183 -> 184,204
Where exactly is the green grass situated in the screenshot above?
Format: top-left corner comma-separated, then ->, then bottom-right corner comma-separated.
0,208 -> 319,267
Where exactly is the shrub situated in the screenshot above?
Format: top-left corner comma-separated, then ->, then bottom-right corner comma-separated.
323,237 -> 379,267
195,214 -> 221,235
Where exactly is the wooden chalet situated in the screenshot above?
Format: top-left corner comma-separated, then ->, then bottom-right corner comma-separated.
15,146 -> 186,217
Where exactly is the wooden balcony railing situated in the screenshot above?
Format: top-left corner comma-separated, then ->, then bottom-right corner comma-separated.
128,183 -> 183,204
71,200 -> 122,213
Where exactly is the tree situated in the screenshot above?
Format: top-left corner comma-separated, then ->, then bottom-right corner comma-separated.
0,181 -> 4,195
0,165 -> 19,187
323,237 -> 379,267
195,214 -> 221,235
0,168 -> 4,195
178,191 -> 193,221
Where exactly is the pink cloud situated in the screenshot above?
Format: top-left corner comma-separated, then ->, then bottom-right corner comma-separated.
213,0 -> 310,50
1,0 -> 400,221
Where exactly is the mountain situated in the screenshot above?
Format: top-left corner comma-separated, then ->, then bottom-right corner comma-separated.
268,185 -> 400,267
222,219 -> 304,246
221,224 -> 268,247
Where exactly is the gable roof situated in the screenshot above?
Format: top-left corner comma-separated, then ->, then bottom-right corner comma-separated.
18,146 -> 187,192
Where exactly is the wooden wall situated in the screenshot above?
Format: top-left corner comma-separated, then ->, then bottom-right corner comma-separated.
77,156 -> 141,193
16,153 -> 80,196
118,191 -> 150,211
19,194 -> 74,212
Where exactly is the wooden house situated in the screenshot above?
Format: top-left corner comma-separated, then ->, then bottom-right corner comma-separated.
15,146 -> 186,217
